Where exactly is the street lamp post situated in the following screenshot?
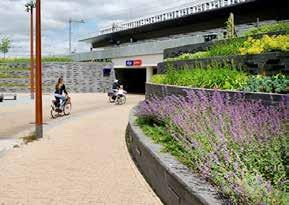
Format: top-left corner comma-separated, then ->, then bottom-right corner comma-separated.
68,18 -> 85,55
25,0 -> 36,100
35,0 -> 43,138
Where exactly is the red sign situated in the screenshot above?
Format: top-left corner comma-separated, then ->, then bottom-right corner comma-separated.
134,59 -> 142,66
126,59 -> 142,66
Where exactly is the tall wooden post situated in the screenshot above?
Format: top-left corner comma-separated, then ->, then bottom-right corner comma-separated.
35,0 -> 43,138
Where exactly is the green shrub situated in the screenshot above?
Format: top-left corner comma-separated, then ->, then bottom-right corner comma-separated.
0,67 -> 29,71
0,83 -> 27,87
151,74 -> 166,84
165,33 -> 289,61
0,56 -> 73,63
207,38 -> 245,57
21,132 -> 38,144
0,73 -> 9,78
154,64 -> 248,90
152,65 -> 289,94
243,74 -> 289,94
165,52 -> 209,61
0,71 -> 27,78
240,34 -> 289,55
244,22 -> 289,36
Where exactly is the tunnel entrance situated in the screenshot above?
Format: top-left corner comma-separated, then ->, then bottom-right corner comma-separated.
115,68 -> 146,94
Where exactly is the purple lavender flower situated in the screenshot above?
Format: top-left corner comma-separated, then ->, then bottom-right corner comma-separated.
136,90 -> 289,204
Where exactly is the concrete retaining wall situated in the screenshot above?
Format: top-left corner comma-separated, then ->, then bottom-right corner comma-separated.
146,83 -> 288,106
158,52 -> 289,75
0,62 -> 115,93
126,108 -> 224,205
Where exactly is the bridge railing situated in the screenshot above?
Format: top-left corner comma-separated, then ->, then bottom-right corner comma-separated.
97,0 -> 248,36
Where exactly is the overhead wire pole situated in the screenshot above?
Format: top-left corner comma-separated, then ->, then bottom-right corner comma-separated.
68,18 -> 85,55
69,18 -> 72,55
25,1 -> 36,100
35,0 -> 43,138
30,5 -> 34,99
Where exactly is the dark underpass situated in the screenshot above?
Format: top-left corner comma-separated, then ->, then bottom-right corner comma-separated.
115,68 -> 146,94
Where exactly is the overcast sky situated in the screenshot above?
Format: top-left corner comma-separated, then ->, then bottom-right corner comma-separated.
0,0 -> 195,57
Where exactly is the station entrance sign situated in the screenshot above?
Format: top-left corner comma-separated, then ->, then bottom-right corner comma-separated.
126,59 -> 142,67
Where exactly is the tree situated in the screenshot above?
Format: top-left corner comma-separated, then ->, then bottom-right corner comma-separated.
0,37 -> 11,59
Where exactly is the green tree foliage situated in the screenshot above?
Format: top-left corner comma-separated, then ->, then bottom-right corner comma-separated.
0,37 -> 11,59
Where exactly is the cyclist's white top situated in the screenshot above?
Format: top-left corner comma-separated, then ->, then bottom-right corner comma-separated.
117,89 -> 125,95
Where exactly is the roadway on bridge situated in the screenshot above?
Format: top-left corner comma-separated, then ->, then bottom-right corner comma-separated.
0,93 -> 162,205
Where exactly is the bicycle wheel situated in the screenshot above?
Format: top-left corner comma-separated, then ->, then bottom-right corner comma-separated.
64,103 -> 72,115
50,106 -> 58,119
115,96 -> 121,105
121,96 -> 126,105
109,95 -> 115,103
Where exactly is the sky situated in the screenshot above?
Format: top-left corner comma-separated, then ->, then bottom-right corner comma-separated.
0,0 -> 195,57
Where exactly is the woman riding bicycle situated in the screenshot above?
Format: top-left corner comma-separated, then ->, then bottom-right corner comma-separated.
54,77 -> 68,108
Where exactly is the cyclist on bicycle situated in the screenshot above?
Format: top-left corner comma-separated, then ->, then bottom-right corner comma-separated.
54,77 -> 68,108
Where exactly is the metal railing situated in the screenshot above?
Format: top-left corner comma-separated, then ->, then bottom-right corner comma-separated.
97,0 -> 248,36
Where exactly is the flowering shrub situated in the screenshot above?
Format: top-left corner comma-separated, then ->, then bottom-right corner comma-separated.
240,35 -> 289,55
136,91 -> 289,204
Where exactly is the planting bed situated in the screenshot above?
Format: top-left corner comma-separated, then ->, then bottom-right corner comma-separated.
138,22 -> 289,205
137,89 -> 289,204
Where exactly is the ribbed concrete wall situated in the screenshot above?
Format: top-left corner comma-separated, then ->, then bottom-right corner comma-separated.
0,62 -> 114,93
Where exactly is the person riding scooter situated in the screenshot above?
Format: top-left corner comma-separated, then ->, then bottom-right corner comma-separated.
111,79 -> 120,100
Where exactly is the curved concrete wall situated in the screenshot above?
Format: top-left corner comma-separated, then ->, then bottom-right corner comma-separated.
146,83 -> 288,106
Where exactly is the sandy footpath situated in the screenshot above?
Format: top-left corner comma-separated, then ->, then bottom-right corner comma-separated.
0,94 -> 162,204
0,93 -> 140,138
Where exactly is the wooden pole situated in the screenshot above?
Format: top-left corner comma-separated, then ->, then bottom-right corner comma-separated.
35,0 -> 43,138
30,8 -> 35,99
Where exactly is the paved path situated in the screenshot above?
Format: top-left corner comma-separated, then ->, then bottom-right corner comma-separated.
0,93 -> 135,138
0,94 -> 162,205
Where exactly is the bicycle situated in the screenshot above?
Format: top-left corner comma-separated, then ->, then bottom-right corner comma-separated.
50,95 -> 72,118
